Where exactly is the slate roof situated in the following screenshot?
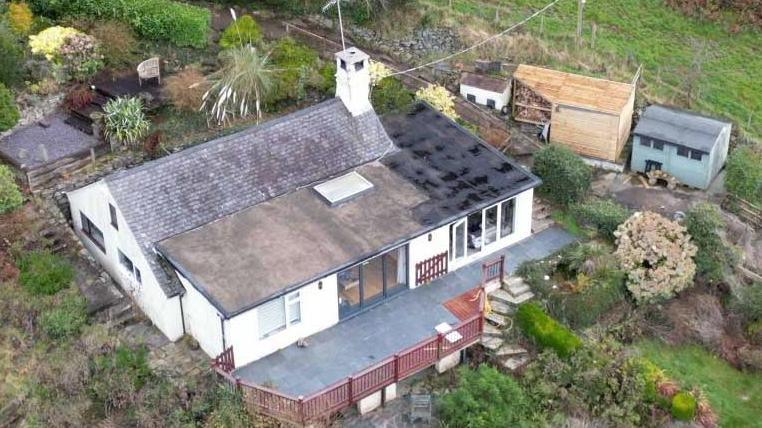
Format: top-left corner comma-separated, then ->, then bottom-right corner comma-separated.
105,99 -> 396,296
156,103 -> 541,315
634,105 -> 730,153
0,114 -> 102,171
460,72 -> 510,93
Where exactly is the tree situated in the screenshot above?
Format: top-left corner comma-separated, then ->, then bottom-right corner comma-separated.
614,211 -> 697,303
440,365 -> 537,428
415,84 -> 457,120
202,46 -> 275,125
532,145 -> 592,206
684,202 -> 736,284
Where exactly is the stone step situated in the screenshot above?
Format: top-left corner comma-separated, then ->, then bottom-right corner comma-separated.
484,312 -> 506,327
532,217 -> 554,234
488,300 -> 513,316
511,292 -> 535,305
495,345 -> 527,358
501,354 -> 531,371
488,289 -> 514,305
492,288 -> 534,305
480,336 -> 504,351
506,282 -> 531,297
503,276 -> 524,288
483,323 -> 503,338
108,301 -> 133,320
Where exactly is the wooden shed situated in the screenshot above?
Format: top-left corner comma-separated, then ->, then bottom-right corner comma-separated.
512,65 -> 636,163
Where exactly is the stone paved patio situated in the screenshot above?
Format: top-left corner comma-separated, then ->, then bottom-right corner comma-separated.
234,227 -> 576,397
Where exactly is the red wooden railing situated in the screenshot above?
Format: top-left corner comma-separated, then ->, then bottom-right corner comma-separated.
213,305 -> 484,425
415,252 -> 448,286
212,346 -> 235,373
481,255 -> 505,286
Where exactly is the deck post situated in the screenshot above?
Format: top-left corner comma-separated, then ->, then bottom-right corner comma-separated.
298,395 -> 304,425
499,255 -> 505,283
347,376 -> 354,403
393,353 -> 400,381
436,333 -> 443,359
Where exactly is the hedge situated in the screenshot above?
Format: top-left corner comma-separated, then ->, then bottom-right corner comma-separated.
28,0 -> 211,48
517,302 -> 582,358
570,199 -> 630,241
532,145 -> 592,206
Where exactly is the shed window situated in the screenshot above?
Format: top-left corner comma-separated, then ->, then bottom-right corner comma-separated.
640,139 -> 651,147
486,99 -> 496,109
652,140 -> 664,151
677,146 -> 690,158
109,204 -> 118,230
80,212 -> 105,252
466,94 -> 476,103
690,151 -> 703,161
258,298 -> 286,338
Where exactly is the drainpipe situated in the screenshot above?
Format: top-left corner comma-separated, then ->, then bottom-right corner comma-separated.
178,293 -> 187,336
219,314 -> 227,351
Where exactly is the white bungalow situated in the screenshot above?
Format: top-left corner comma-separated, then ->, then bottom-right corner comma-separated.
67,48 -> 541,421
459,72 -> 511,112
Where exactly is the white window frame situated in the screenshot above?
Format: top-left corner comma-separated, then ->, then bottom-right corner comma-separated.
258,291 -> 302,339
117,249 -> 141,284
286,292 -> 301,326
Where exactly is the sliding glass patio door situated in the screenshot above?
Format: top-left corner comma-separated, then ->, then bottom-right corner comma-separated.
337,246 -> 408,319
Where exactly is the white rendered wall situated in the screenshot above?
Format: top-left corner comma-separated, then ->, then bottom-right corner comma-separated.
67,181 -> 184,340
407,224 -> 451,289
178,273 -> 224,357
459,84 -> 510,111
226,274 -> 340,367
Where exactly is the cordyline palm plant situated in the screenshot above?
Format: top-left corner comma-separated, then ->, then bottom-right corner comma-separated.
202,45 -> 275,125
103,97 -> 150,147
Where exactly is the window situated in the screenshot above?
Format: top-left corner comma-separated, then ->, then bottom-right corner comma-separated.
500,198 -> 515,238
80,212 -> 105,252
354,61 -> 364,71
677,146 -> 690,158
652,140 -> 664,151
690,150 -> 703,161
134,268 -> 142,284
466,94 -> 476,103
640,139 -> 651,147
287,292 -> 301,325
109,204 -> 118,229
484,205 -> 498,245
118,249 -> 141,283
338,246 -> 408,318
258,298 -> 286,338
486,99 -> 496,109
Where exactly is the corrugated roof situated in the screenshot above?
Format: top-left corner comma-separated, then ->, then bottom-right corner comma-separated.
104,99 -> 396,297
460,72 -> 510,93
633,105 -> 730,153
513,64 -> 634,114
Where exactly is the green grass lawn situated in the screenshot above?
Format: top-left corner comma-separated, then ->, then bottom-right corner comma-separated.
636,340 -> 762,427
417,0 -> 762,141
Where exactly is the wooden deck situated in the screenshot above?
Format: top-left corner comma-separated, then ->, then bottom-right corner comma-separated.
444,287 -> 483,321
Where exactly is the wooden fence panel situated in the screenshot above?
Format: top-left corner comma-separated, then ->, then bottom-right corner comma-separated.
415,252 -> 448,286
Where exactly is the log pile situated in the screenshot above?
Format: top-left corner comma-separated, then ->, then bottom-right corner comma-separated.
514,81 -> 551,109
515,106 -> 550,124
512,80 -> 552,124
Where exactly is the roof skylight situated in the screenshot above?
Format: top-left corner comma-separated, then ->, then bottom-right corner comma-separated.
313,171 -> 373,206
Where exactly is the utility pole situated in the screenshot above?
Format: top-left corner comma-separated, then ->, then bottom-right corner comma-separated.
577,0 -> 586,46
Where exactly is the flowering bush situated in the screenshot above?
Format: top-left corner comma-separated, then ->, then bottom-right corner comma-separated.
29,26 -> 81,61
614,211 -> 697,303
369,60 -> 392,86
58,33 -> 103,81
415,84 -> 458,120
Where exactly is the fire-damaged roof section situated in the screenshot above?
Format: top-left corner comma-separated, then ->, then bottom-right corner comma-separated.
381,103 -> 541,226
105,98 -> 396,296
156,103 -> 540,316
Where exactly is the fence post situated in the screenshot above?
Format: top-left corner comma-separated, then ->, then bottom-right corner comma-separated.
298,395 -> 304,425
499,255 -> 505,283
394,353 -> 400,381
347,376 -> 353,403
436,333 -> 443,360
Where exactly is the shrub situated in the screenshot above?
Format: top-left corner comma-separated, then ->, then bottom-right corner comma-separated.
733,282 -> 762,323
103,97 -> 150,147
8,2 -> 34,34
0,83 -> 20,132
684,202 -> 736,284
90,21 -> 137,69
532,145 -> 592,206
440,365 -> 537,428
58,32 -> 103,81
270,37 -> 319,102
40,293 -> 88,339
164,67 -> 208,112
90,345 -> 153,412
548,270 -> 626,329
0,164 -> 24,214
17,250 -> 75,295
219,15 -> 262,49
28,0 -> 211,48
517,302 -> 582,357
671,391 -> 697,421
415,84 -> 457,120
28,25 -> 81,60
64,85 -> 95,110
725,145 -> 762,206
571,199 -> 629,240
0,24 -> 25,87
371,76 -> 413,115
615,211 -> 697,303
317,62 -> 336,95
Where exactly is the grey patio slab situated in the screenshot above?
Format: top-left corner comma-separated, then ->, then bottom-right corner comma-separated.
234,227 -> 577,397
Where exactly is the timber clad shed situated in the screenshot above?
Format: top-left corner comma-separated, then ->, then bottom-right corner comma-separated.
512,64 -> 636,163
